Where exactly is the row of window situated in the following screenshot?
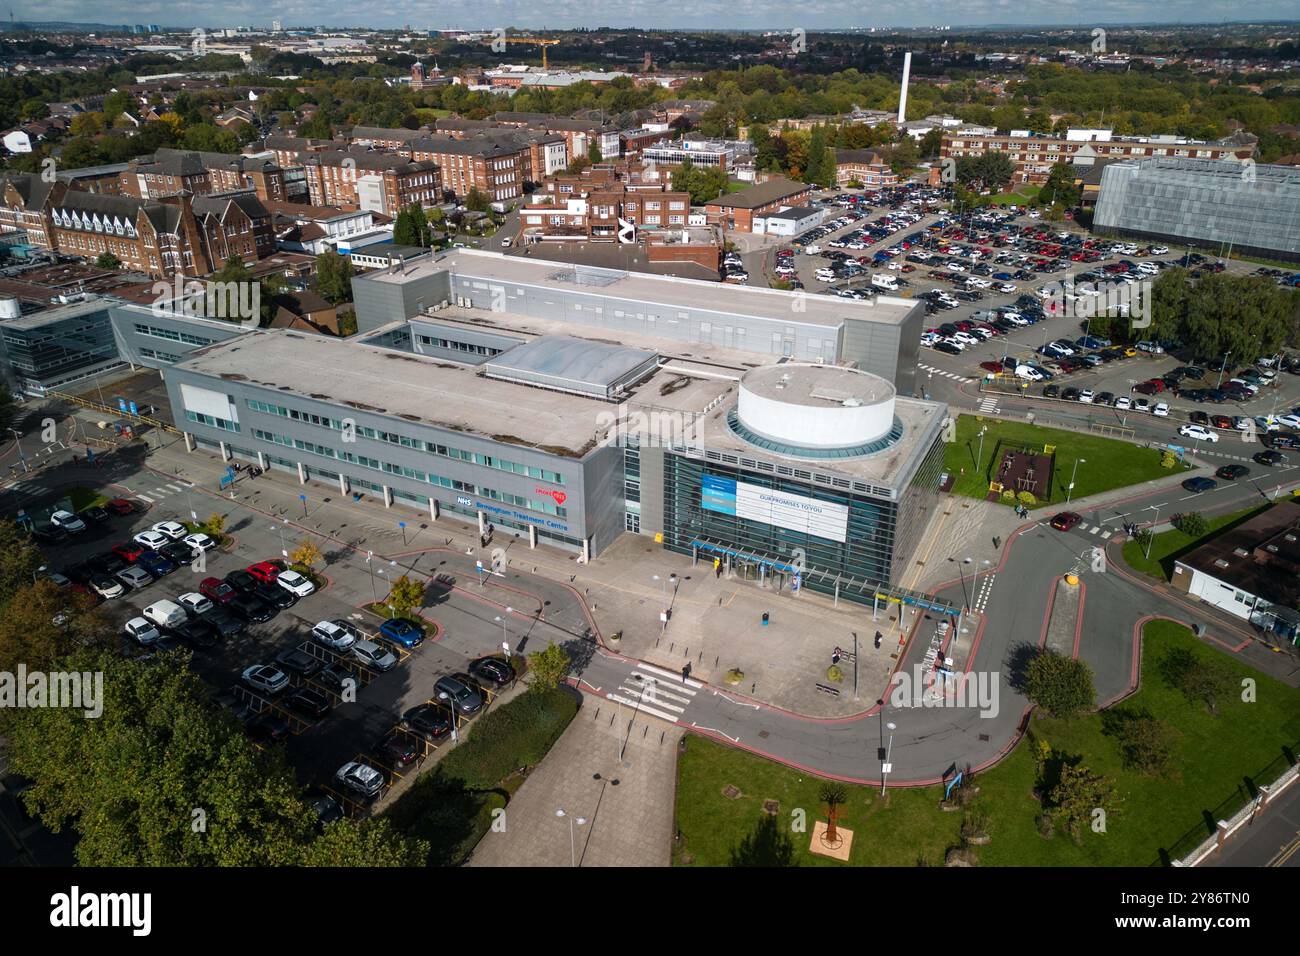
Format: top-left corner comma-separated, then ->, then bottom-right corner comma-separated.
186,410 -> 239,432
252,427 -> 567,516
138,346 -> 180,363
134,323 -> 216,347
244,398 -> 565,484
417,334 -> 503,357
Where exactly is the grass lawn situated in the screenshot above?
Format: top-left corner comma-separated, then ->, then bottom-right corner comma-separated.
982,186 -> 1040,207
942,414 -> 1180,507
69,487 -> 109,511
675,621 -> 1300,866
1121,503 -> 1271,581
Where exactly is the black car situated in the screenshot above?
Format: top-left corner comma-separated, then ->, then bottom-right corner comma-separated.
227,591 -> 276,623
205,607 -> 247,639
171,618 -> 220,650
254,581 -> 296,610
1061,387 -> 1080,402
1254,450 -> 1288,466
402,702 -> 453,740
307,791 -> 343,831
225,569 -> 260,593
1267,433 -> 1300,450
932,341 -> 962,355
246,711 -> 292,744
1095,392 -> 1115,405
1042,384 -> 1060,398
468,656 -> 516,688
1189,411 -> 1210,426
373,731 -> 420,768
160,540 -> 199,565
275,647 -> 322,679
81,505 -> 111,525
317,661 -> 361,694
91,551 -> 129,576
31,524 -> 68,544
1215,464 -> 1251,480
286,687 -> 331,719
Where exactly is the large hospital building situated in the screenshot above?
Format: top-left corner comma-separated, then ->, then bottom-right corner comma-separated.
58,250 -> 948,607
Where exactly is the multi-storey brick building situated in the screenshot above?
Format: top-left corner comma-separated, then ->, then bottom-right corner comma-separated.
519,180 -> 692,240
489,112 -> 621,162
406,134 -> 524,202
0,173 -> 63,248
301,150 -> 441,216
120,149 -> 289,203
348,126 -> 431,150
703,178 -> 813,232
940,128 -> 1257,186
833,148 -> 898,188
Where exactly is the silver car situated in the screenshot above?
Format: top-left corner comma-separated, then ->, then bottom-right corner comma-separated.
353,640 -> 397,672
116,566 -> 154,590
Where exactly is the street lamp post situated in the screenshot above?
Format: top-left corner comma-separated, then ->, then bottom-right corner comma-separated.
555,808 -> 587,868
1143,504 -> 1162,561
8,428 -> 27,473
1216,351 -> 1232,390
272,522 -> 287,558
1066,457 -> 1086,504
495,607 -> 513,656
880,721 -> 897,796
975,425 -> 988,474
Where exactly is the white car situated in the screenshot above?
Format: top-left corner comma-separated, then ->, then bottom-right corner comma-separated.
50,510 -> 86,533
997,283 -> 1016,293
242,664 -> 290,695
953,331 -> 980,346
1275,414 -> 1300,430
116,566 -> 154,590
1078,390 -> 1094,404
1152,402 -> 1170,417
183,532 -> 216,553
1015,365 -> 1044,382
1179,424 -> 1219,443
1135,341 -> 1164,355
354,640 -> 398,673
336,762 -> 385,799
151,520 -> 188,541
815,269 -> 837,282
133,529 -> 171,550
276,569 -> 316,598
91,576 -> 126,600
1133,398 -> 1151,413
1254,416 -> 1281,433
966,277 -> 992,289
1114,396 -> 1131,411
177,592 -> 213,617
312,620 -> 358,652
1228,379 -> 1259,396
1150,245 -> 1168,255
124,617 -> 161,645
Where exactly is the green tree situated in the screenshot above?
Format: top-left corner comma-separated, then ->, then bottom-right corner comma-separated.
587,140 -> 603,164
0,517 -> 46,607
385,574 -> 425,619
1103,708 -> 1181,777
1048,762 -> 1121,843
201,513 -> 227,538
1041,162 -> 1082,208
526,643 -> 571,693
392,203 -> 430,247
1024,649 -> 1095,719
1174,511 -> 1208,537
0,580 -> 108,674
1160,647 -> 1235,715
95,251 -> 122,270
464,187 -> 489,213
299,817 -> 428,866
312,251 -> 355,304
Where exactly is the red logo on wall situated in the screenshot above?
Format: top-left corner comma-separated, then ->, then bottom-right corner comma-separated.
536,487 -> 567,507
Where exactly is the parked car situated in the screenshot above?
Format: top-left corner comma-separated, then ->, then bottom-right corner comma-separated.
115,566 -> 154,591
177,592 -> 214,617
172,618 -> 220,651
246,711 -> 292,744
469,656 -> 516,688
276,569 -> 316,598
379,618 -> 423,649
373,732 -> 420,768
205,607 -> 247,639
199,577 -> 237,604
434,673 -> 485,716
354,640 -> 397,673
335,762 -> 385,800
135,550 -> 177,578
124,616 -> 161,646
286,687 -> 331,719
49,510 -> 86,533
184,532 -> 217,553
402,703 -> 453,740
242,664 -> 290,695
253,581 -> 296,610
228,592 -> 276,623
151,520 -> 188,541
88,572 -> 126,600
104,498 -> 136,516
312,620 -> 359,652
246,560 -> 283,584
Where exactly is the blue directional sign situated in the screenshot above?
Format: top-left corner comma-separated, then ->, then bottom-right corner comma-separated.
128,401 -> 138,417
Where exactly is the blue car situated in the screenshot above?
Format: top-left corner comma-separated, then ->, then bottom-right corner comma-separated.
992,272 -> 1013,280
1181,476 -> 1218,493
380,617 -> 424,649
136,549 -> 177,577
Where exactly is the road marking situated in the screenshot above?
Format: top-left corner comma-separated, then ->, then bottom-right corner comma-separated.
690,722 -> 740,743
136,493 -> 155,502
636,661 -> 704,690
607,693 -> 681,725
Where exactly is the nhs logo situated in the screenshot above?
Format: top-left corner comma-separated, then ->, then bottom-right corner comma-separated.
457,496 -> 473,507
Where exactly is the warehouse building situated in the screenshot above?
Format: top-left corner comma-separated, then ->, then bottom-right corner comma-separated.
1094,157 -> 1300,263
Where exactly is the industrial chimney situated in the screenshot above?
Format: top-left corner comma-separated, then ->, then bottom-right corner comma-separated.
897,51 -> 912,124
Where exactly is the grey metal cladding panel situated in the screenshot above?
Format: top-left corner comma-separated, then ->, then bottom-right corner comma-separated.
579,444 -> 628,553
408,318 -> 524,352
108,306 -> 248,369
352,278 -> 407,332
838,315 -> 902,388
638,445 -> 665,534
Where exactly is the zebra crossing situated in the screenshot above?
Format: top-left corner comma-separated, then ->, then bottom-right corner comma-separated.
606,661 -> 700,725
1041,519 -> 1116,539
977,394 -> 1000,414
918,364 -> 974,384
131,480 -> 196,505
973,572 -> 996,613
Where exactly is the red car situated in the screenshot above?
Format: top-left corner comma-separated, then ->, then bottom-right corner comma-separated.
112,542 -> 146,563
199,577 -> 237,604
979,361 -> 1004,374
1211,415 -> 1235,430
105,498 -> 136,516
246,561 -> 284,584
1050,512 -> 1082,531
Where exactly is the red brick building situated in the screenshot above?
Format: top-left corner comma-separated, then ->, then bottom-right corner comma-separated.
301,150 -> 441,216
703,178 -> 812,232
833,149 -> 898,188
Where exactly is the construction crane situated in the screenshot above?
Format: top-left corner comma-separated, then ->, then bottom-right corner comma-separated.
489,36 -> 561,70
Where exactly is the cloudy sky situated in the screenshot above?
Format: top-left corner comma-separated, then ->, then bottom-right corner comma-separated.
23,0 -> 1300,30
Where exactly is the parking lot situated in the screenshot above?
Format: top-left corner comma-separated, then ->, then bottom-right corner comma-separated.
29,493 -> 522,822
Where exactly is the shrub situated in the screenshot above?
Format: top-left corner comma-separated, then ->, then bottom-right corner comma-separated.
1160,451 -> 1178,469
826,664 -> 844,683
1024,649 -> 1095,718
1174,511 -> 1208,537
1001,489 -> 1016,502
1017,491 -> 1037,506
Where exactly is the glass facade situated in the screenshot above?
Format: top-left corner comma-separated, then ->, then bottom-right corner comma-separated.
0,305 -> 123,394
1095,158 -> 1300,263
660,432 -> 945,607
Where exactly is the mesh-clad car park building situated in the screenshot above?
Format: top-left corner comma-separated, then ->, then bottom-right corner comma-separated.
163,250 -> 948,606
1094,157 -> 1300,263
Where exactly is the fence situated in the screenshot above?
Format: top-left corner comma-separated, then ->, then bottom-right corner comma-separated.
1160,744 -> 1300,866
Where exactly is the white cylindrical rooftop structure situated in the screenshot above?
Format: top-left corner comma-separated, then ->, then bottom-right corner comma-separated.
0,294 -> 19,319
737,363 -> 896,451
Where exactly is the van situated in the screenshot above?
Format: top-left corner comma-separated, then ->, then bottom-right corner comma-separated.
871,274 -> 898,291
143,599 -> 187,631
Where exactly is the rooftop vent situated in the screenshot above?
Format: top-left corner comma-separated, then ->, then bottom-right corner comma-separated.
1214,558 -> 1231,569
